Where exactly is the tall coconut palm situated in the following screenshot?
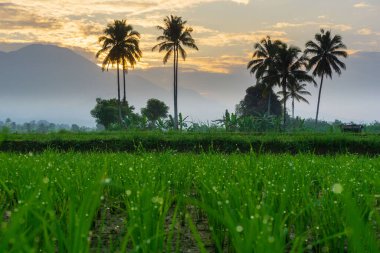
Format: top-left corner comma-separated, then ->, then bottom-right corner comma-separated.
247,37 -> 284,115
278,82 -> 311,119
152,15 -> 198,130
263,44 -> 315,128
96,20 -> 141,124
118,21 -> 142,103
96,20 -> 126,123
304,29 -> 347,125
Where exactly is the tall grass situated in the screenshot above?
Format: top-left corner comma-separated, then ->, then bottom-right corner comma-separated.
0,152 -> 379,252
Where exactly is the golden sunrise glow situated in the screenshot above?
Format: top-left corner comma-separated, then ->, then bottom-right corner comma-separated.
0,1 -> 379,73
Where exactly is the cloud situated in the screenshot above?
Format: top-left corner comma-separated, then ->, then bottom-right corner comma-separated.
357,28 -> 372,35
357,28 -> 380,36
353,2 -> 371,8
197,30 -> 288,47
272,22 -> 352,32
8,0 -> 250,17
182,55 -> 248,73
0,3 -> 62,30
2,0 -> 379,72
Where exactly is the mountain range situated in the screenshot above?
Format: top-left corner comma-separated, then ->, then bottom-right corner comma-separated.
0,44 -> 379,126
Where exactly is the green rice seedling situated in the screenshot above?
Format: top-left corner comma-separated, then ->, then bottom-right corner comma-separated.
0,152 -> 379,252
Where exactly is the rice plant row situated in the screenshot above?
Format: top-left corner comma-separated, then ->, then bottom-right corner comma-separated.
1,152 -> 379,252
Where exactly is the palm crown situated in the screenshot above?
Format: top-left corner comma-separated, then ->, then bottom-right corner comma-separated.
305,29 -> 347,78
96,20 -> 142,124
152,15 -> 198,130
247,37 -> 285,116
305,29 -> 347,125
96,20 -> 141,71
247,36 -> 284,80
152,15 -> 198,64
263,44 -> 315,126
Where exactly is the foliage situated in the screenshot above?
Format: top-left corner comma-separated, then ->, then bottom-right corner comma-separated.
152,15 -> 198,129
278,82 -> 311,119
96,19 -> 142,122
0,152 -> 379,252
141,98 -> 169,126
304,29 -> 348,124
1,132 -> 380,155
236,84 -> 282,117
90,98 -> 134,129
0,119 -> 92,133
96,20 -> 142,71
262,44 -> 316,126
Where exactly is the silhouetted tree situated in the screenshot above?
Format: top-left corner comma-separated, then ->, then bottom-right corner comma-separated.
141,98 -> 169,126
305,29 -> 347,125
278,82 -> 311,119
152,15 -> 198,130
236,84 -> 282,117
263,44 -> 315,128
96,20 -> 141,123
71,124 -> 80,132
90,98 -> 134,130
247,37 -> 284,115
118,21 -> 142,103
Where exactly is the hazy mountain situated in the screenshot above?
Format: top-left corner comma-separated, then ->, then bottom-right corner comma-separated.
135,52 -> 380,123
0,44 -> 224,126
0,44 -> 379,126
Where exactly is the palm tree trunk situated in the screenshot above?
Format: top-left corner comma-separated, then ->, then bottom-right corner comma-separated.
117,62 -> 122,125
282,79 -> 287,130
175,48 -> 179,130
267,91 -> 272,116
173,46 -> 178,130
292,97 -> 295,119
122,58 -> 126,104
315,75 -> 324,126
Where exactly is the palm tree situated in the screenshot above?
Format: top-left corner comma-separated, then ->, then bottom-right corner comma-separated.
96,20 -> 141,124
278,82 -> 311,119
263,44 -> 315,128
304,29 -> 348,125
247,37 -> 284,115
118,21 -> 142,103
152,15 -> 198,130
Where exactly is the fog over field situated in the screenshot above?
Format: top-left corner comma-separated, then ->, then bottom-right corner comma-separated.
0,44 -> 379,126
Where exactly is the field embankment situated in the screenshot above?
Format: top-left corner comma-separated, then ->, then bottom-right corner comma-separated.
1,132 -> 380,154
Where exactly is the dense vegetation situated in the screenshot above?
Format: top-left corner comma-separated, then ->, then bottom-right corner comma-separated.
1,152 -> 379,252
0,132 -> 379,155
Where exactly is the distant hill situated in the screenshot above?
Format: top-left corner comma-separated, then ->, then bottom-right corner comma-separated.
0,44 -> 223,125
0,44 -> 379,125
134,52 -> 380,123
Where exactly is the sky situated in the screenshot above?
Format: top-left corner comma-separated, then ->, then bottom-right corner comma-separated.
0,0 -> 379,73
0,0 -> 379,125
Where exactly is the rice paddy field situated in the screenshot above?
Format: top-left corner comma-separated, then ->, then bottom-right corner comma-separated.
1,151 -> 379,252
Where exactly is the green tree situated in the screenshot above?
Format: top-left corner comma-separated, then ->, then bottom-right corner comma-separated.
141,98 -> 169,126
96,20 -> 141,124
236,84 -> 282,117
152,15 -> 198,130
90,98 -> 134,130
247,37 -> 284,115
118,21 -> 142,103
278,82 -> 311,119
263,44 -> 315,128
304,29 -> 348,125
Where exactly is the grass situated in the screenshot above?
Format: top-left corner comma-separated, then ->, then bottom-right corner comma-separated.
1,151 -> 379,252
1,131 -> 380,154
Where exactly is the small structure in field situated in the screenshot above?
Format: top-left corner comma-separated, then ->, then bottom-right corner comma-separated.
341,124 -> 364,133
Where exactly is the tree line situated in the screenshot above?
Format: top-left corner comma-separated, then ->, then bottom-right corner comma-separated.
95,15 -> 347,131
